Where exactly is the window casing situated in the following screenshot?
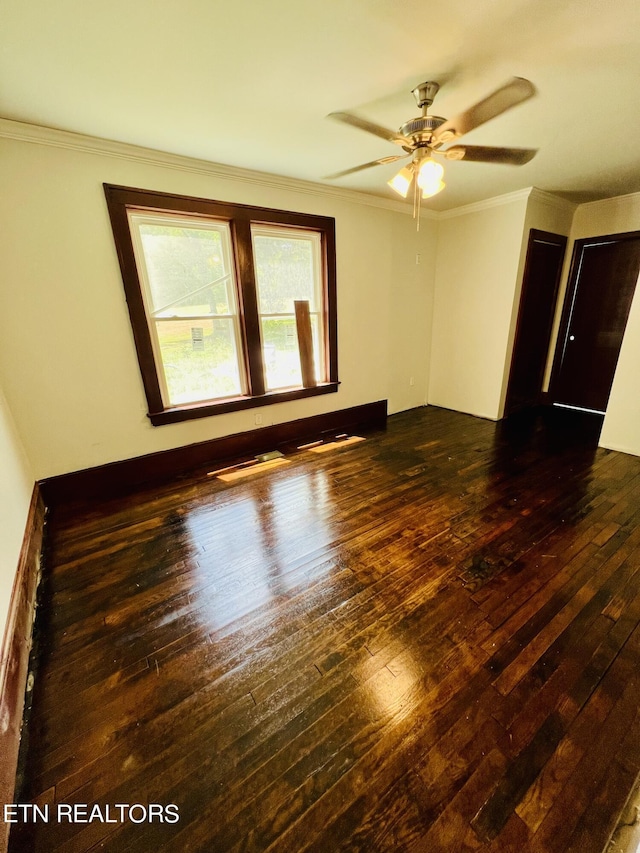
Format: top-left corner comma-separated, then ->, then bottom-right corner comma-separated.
104,185 -> 338,425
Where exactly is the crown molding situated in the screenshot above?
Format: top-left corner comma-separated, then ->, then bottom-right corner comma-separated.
574,190 -> 640,215
437,187 -> 533,220
528,188 -> 578,215
1,119 -> 581,225
0,118 -> 434,217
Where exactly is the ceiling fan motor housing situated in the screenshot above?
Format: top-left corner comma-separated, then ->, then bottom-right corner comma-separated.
400,115 -> 447,148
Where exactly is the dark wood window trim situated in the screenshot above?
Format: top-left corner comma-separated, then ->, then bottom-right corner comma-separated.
104,184 -> 338,425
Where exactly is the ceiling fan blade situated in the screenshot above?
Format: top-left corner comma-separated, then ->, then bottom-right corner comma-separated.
443,145 -> 537,165
324,154 -> 408,180
328,111 -> 411,148
431,77 -> 536,146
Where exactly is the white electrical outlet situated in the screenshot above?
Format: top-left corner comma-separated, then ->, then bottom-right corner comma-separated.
255,413 -> 263,425
409,376 -> 415,386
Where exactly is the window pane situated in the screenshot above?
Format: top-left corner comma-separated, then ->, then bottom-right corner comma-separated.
129,212 -> 247,407
252,230 -> 319,314
252,225 -> 326,390
136,219 -> 233,316
261,317 -> 302,390
156,318 -> 243,405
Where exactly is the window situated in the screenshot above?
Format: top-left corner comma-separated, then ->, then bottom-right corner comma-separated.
252,225 -> 325,391
104,186 -> 338,425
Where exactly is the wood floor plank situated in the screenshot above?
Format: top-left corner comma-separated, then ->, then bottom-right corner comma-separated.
9,406 -> 640,853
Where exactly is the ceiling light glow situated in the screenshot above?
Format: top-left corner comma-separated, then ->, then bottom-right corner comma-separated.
422,180 -> 446,198
417,158 -> 444,192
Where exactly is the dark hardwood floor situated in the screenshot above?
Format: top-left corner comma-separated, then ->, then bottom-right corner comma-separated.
9,405 -> 640,852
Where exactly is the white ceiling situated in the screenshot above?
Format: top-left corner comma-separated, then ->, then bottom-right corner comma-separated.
2,0 -> 640,211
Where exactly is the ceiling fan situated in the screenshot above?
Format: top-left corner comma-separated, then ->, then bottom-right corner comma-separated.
325,77 -> 537,213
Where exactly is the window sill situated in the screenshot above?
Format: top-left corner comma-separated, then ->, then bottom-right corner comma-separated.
147,382 -> 340,426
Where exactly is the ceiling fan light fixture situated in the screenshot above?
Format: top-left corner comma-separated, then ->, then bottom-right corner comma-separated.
422,180 -> 446,199
387,165 -> 413,197
416,157 -> 444,192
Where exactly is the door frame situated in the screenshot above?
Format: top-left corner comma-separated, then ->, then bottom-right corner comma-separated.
549,229 -> 640,410
504,228 -> 567,416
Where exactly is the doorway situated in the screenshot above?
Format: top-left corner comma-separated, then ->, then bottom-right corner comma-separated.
550,231 -> 640,414
504,229 -> 567,416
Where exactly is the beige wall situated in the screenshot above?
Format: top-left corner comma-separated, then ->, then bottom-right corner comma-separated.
388,215 -> 438,413
426,188 -> 575,423
601,280 -> 640,455
428,193 -> 529,420
0,129 -> 435,479
0,384 -> 35,649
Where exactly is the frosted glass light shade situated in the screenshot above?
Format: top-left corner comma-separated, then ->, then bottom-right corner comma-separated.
417,158 -> 444,192
387,166 -> 413,197
422,180 -> 446,198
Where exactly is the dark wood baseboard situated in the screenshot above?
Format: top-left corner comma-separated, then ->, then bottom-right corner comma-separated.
0,484 -> 45,851
40,400 -> 388,507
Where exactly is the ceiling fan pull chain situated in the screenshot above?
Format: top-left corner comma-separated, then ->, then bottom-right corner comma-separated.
413,179 -> 422,231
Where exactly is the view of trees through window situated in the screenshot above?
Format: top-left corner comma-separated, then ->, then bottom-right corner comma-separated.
131,216 -> 244,405
252,227 -> 323,392
129,215 -> 325,406
105,184 -> 337,423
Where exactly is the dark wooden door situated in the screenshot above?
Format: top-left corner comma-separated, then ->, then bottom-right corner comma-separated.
551,233 -> 640,413
504,230 -> 566,416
